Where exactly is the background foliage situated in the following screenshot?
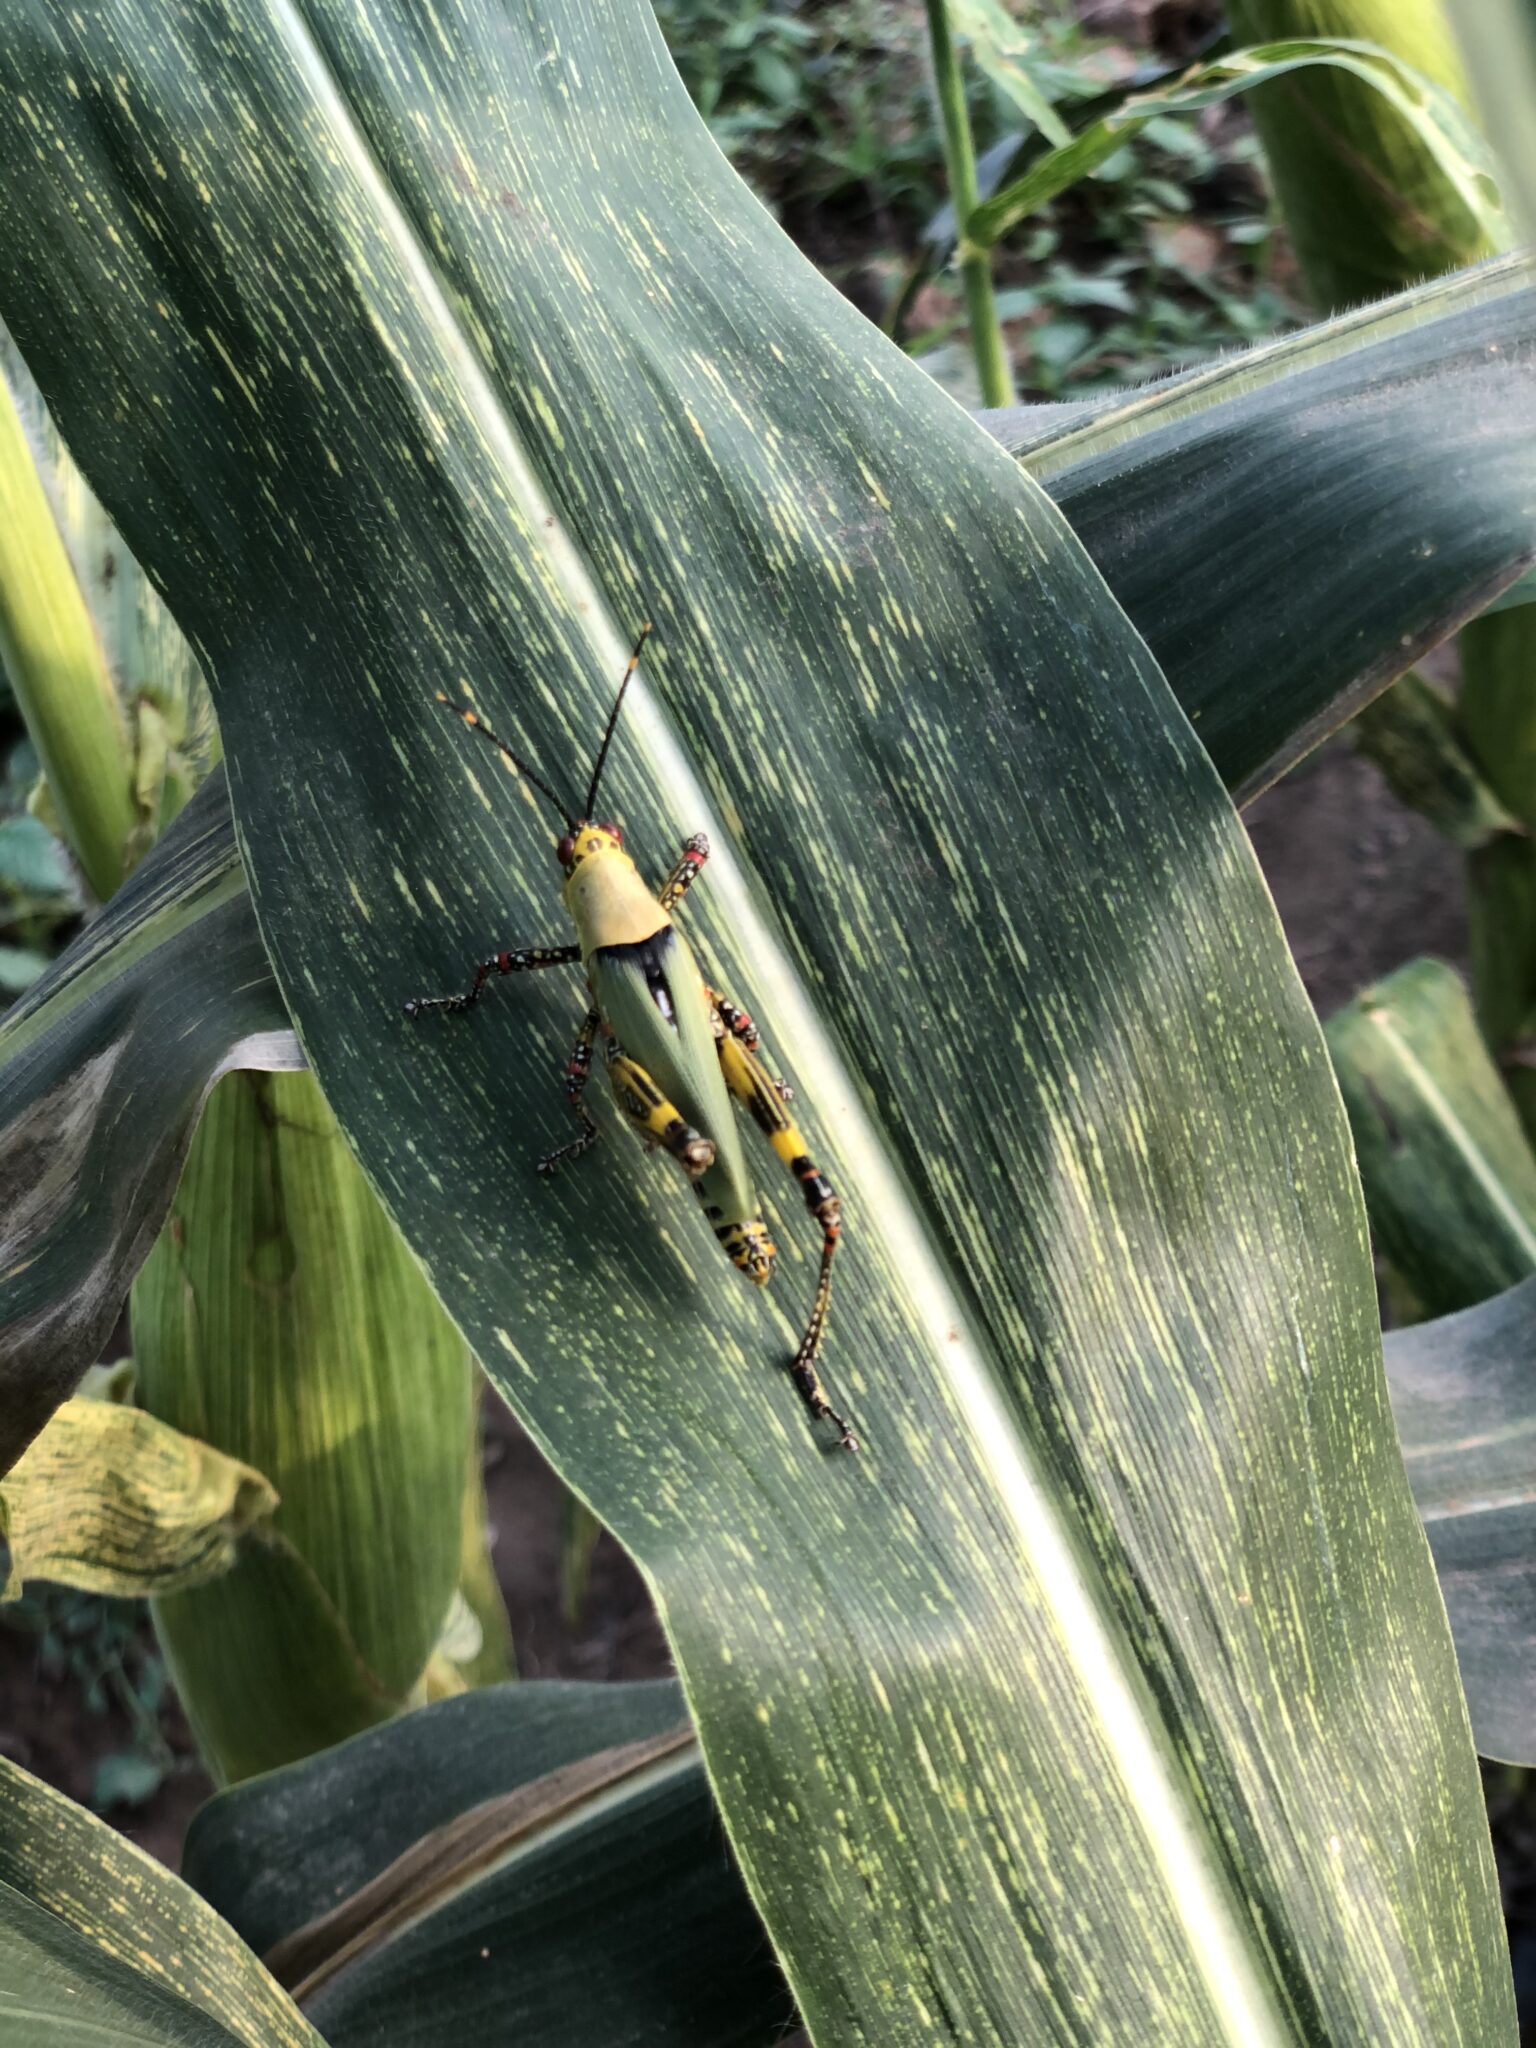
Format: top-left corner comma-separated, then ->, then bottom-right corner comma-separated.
2,0 -> 1535,2040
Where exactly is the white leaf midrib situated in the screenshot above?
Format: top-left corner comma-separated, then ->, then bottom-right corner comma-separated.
256,6 -> 1291,2037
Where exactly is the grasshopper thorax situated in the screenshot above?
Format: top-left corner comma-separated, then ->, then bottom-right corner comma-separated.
556,821 -> 625,874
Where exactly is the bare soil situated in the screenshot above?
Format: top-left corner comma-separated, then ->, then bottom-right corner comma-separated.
1247,738 -> 1467,1014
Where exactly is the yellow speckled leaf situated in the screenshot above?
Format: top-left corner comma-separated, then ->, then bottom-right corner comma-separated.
0,1754 -> 322,2046
1009,255 -> 1536,799
0,1393 -> 277,1600
0,2 -> 1513,2041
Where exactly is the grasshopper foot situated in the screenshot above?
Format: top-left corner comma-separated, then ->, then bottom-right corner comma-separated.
790,1358 -> 859,1452
403,994 -> 469,1019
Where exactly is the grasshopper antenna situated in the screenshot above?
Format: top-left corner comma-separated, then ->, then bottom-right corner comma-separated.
435,693 -> 577,829
585,622 -> 652,818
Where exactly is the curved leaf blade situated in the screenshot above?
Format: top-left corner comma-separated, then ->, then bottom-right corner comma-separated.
1228,0 -> 1489,311
992,255 -> 1536,799
268,1727 -> 698,2000
0,1754 -> 321,2047
186,1681 -> 792,2048
1386,1276 -> 1536,1764
186,1679 -> 692,1950
0,771 -> 299,1467
0,3 -> 1510,2041
967,38 -> 1508,254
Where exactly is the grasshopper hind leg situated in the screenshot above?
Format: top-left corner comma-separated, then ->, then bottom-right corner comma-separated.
785,1183 -> 854,1451
604,1038 -> 717,1178
707,991 -> 857,1452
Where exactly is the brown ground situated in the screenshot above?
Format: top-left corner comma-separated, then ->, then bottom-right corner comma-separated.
1249,735 -> 1468,1013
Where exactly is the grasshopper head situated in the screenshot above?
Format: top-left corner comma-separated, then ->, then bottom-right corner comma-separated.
556,821 -> 625,874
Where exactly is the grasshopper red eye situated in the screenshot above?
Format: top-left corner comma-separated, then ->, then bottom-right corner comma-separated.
556,833 -> 576,868
599,821 -> 624,845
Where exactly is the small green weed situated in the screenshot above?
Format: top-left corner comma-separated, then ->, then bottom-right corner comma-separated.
652,0 -> 1297,396
2,1583 -> 178,1810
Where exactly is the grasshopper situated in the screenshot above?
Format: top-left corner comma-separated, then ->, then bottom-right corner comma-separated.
405,627 -> 857,1451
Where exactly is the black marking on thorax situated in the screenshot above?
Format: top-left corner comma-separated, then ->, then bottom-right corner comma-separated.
595,929 -> 680,1028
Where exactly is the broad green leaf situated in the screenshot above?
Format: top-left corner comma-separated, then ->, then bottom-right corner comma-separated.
0,1753 -> 321,2046
6,767 -> 1521,1700
5,251 -> 1529,1478
0,3 -> 1510,2040
1385,1276 -> 1536,1764
0,1394 -> 277,1599
185,1681 -> 792,2046
965,38 -> 1509,255
998,255 -> 1536,798
1229,1 -> 1489,309
0,772 -> 299,1469
1326,957 -> 1536,1314
135,1067 -> 488,1785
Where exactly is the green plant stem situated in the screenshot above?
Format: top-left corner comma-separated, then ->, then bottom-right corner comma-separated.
923,0 -> 1016,407
0,371 -> 135,902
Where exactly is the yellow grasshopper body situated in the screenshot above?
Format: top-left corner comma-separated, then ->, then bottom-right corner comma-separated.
404,629 -> 855,1451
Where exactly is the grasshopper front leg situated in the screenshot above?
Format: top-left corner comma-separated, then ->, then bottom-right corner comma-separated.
708,992 -> 855,1452
403,942 -> 579,1017
657,832 -> 709,912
